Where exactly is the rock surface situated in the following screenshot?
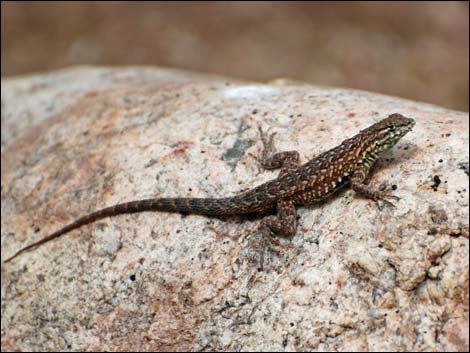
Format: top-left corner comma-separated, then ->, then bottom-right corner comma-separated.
1,66 -> 468,351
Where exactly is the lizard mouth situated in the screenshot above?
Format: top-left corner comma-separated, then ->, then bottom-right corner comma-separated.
380,119 -> 415,149
398,118 -> 415,135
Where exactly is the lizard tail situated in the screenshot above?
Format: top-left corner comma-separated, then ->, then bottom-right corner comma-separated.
3,197 -> 260,263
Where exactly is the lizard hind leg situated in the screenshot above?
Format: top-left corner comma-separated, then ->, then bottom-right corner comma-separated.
256,126 -> 300,176
260,200 -> 297,238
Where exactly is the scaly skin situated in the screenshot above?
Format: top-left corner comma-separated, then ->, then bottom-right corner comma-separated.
4,113 -> 415,263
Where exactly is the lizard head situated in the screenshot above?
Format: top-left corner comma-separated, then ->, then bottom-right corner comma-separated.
364,113 -> 415,155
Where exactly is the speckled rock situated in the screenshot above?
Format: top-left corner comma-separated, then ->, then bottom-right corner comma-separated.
1,66 -> 468,352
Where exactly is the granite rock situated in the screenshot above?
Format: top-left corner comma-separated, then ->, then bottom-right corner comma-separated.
1,66 -> 468,351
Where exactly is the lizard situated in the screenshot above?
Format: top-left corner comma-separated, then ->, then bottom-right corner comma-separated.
3,113 -> 415,263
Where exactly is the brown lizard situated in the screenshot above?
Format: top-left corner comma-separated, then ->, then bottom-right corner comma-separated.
3,113 -> 415,263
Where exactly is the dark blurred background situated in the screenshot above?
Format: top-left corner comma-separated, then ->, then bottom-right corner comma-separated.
1,1 -> 468,111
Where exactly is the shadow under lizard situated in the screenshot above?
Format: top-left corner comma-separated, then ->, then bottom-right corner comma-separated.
4,113 -> 415,263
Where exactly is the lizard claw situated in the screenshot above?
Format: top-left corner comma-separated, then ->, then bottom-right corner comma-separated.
248,152 -> 262,164
376,199 -> 395,210
258,217 -> 275,236
257,126 -> 276,148
375,193 -> 400,210
253,125 -> 279,170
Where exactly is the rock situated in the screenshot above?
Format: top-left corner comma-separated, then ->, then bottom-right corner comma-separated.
1,66 -> 468,351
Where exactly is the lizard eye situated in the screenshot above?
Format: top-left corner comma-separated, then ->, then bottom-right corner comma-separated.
389,126 -> 396,132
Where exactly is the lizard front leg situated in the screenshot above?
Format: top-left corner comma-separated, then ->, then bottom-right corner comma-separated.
351,163 -> 399,208
256,126 -> 300,176
260,200 -> 297,238
254,127 -> 300,238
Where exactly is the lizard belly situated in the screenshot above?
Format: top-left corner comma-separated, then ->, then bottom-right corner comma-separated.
288,176 -> 351,206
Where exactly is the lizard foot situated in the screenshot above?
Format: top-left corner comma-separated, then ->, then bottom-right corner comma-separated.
375,193 -> 400,210
256,126 -> 279,169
